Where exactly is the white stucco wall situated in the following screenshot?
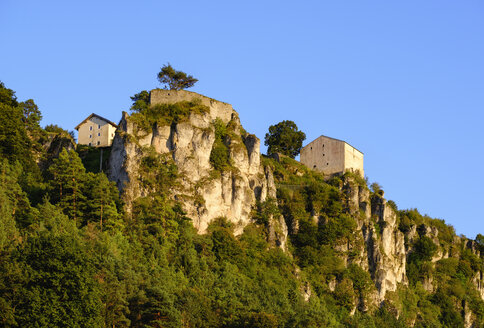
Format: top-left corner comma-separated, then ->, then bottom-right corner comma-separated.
77,116 -> 116,147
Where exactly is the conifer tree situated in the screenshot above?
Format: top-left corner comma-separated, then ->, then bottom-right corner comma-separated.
0,159 -> 35,229
49,149 -> 87,221
84,172 -> 120,230
0,162 -> 19,250
157,64 -> 198,90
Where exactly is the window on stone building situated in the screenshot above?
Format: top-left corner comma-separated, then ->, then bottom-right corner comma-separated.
98,133 -> 100,136
89,135 -> 92,138
98,124 -> 101,129
97,141 -> 100,145
90,126 -> 92,131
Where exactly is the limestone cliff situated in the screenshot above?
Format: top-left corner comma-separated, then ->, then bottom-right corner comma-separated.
106,89 -> 484,325
340,175 -> 484,323
343,179 -> 407,303
109,90 -> 284,237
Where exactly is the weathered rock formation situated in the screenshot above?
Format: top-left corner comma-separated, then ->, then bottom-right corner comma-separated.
109,90 -> 284,237
106,89 -> 484,324
343,178 -> 407,303
38,133 -> 76,170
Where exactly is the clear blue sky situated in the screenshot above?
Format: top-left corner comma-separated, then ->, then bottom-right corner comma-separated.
1,0 -> 483,238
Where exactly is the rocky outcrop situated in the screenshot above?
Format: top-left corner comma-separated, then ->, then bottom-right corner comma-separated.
109,90 -> 284,237
343,178 -> 407,302
371,196 -> 407,301
38,133 -> 76,170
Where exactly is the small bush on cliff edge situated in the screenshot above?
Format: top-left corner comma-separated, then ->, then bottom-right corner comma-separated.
129,98 -> 209,133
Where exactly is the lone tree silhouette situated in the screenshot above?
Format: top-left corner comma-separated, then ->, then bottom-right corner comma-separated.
264,120 -> 306,158
157,64 -> 198,90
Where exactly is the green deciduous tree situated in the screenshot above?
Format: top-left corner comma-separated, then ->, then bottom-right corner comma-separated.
157,64 -> 198,90
14,234 -> 102,327
264,120 -> 306,158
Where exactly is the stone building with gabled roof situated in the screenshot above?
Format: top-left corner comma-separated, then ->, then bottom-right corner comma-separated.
75,113 -> 118,147
300,135 -> 364,177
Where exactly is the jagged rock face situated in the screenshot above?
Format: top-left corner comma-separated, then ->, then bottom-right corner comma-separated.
38,133 -> 76,170
344,179 -> 407,302
109,90 -> 282,236
372,199 -> 407,300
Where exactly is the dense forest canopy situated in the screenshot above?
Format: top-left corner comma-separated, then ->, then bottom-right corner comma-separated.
1,81 -> 484,327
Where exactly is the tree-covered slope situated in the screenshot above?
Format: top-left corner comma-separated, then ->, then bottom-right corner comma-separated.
1,82 -> 483,327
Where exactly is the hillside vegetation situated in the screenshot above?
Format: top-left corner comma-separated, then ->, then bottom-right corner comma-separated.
1,82 -> 483,327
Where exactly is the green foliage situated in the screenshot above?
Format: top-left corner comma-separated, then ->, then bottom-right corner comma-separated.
83,172 -> 122,230
13,234 -> 103,327
48,148 -> 121,228
48,149 -> 87,220
0,161 -> 21,250
407,236 -> 438,284
370,182 -> 384,196
129,90 -> 150,112
138,147 -> 178,194
44,123 -> 67,134
347,264 -> 373,295
2,82 -> 484,327
130,99 -> 209,134
0,81 -> 18,107
77,144 -> 111,173
387,199 -> 398,212
253,198 -> 280,226
0,103 -> 34,168
157,63 -> 198,90
20,99 -> 42,133
264,120 -> 306,158
210,118 -> 232,171
343,170 -> 367,188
